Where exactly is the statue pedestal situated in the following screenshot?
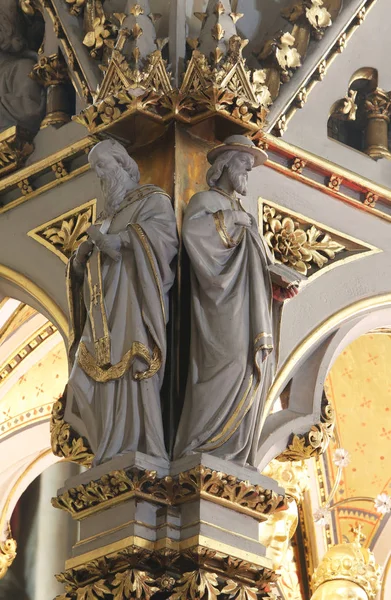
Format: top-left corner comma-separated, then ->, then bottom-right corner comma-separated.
53,453 -> 286,599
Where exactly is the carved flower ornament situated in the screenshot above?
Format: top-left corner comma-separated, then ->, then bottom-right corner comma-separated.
263,206 -> 345,276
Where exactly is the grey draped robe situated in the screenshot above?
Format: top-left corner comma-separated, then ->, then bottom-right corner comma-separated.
174,189 -> 278,467
0,51 -> 45,132
64,185 -> 178,464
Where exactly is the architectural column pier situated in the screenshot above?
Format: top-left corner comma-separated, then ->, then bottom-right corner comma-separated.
52,452 -> 286,599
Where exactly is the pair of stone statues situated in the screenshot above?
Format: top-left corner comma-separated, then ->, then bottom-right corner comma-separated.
64,136 -> 298,468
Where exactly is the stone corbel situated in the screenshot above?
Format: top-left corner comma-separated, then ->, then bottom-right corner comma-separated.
30,53 -> 73,128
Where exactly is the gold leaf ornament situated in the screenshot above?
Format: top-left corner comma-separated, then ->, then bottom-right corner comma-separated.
221,580 -> 259,600
111,569 -> 159,599
306,0 -> 332,30
83,16 -> 111,54
276,33 -> 301,71
263,206 -> 345,276
170,570 -> 221,600
75,579 -> 111,600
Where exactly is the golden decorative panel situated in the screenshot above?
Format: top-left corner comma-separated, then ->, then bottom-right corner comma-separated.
27,200 -> 97,264
259,199 -> 378,279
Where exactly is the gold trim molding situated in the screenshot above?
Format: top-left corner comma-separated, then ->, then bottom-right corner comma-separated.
52,465 -> 286,521
28,200 -> 97,264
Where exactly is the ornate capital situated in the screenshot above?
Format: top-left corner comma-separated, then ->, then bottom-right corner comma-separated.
365,88 -> 391,121
31,53 -> 71,88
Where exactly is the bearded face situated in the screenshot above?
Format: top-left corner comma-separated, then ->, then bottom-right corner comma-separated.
227,152 -> 254,196
91,152 -> 138,217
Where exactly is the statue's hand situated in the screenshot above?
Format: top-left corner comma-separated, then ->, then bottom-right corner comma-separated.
94,233 -> 122,261
75,239 -> 94,265
233,211 -> 252,228
272,284 -> 299,302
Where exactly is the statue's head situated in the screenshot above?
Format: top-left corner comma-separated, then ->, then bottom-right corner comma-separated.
89,139 -> 140,214
0,0 -> 26,54
206,135 -> 267,196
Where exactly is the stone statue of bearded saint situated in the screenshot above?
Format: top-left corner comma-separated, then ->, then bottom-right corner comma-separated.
174,135 -> 298,467
64,139 -> 178,465
0,0 -> 45,133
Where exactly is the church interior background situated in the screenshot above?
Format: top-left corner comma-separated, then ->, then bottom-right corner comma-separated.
0,0 -> 390,599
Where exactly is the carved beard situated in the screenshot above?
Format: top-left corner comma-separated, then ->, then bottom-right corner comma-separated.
227,164 -> 248,196
98,165 -> 135,217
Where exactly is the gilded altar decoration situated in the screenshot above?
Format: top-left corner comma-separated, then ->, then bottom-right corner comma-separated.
311,527 -> 382,599
55,545 -> 278,600
27,200 -> 97,264
262,205 -> 345,276
0,529 -> 16,580
178,9 -> 271,131
52,464 -> 286,519
277,394 -> 335,461
0,126 -> 34,177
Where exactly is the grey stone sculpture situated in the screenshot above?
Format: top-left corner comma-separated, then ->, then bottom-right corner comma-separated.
64,139 -> 178,465
174,135 -> 298,467
0,0 -> 45,133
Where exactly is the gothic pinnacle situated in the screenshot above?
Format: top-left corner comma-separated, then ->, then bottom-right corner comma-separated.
196,0 -> 244,65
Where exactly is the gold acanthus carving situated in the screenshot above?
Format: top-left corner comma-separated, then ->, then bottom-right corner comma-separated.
262,205 -> 345,276
27,200 -> 97,264
0,531 -> 17,580
0,127 -> 34,178
50,388 -> 94,466
52,465 -> 286,520
277,394 -> 335,461
56,546 -> 277,599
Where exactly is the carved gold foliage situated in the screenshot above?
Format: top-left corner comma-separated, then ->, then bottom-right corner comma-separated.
0,533 -> 17,580
0,127 -> 34,177
52,467 -> 158,514
221,580 -> 259,600
263,205 -> 345,276
83,15 -> 115,59
111,569 -> 159,599
259,32 -> 301,83
277,394 -> 335,461
53,463 -> 285,518
169,570 -> 221,600
65,0 -> 87,17
31,53 -> 70,87
28,200 -> 96,263
50,393 -> 93,466
282,0 -> 332,34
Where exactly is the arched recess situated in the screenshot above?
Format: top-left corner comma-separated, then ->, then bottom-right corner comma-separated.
0,265 -> 67,340
0,280 -> 67,539
256,295 -> 391,470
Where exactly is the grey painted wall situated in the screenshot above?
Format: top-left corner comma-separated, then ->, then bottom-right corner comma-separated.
283,0 -> 391,189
